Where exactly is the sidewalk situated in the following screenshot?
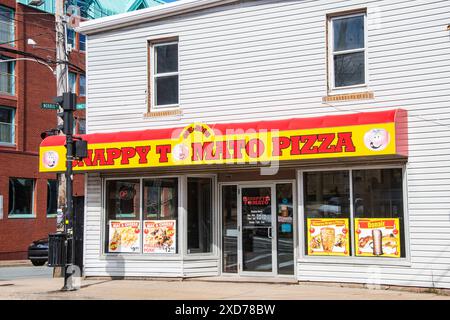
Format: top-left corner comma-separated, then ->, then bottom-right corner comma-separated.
0,260 -> 32,267
0,277 -> 449,300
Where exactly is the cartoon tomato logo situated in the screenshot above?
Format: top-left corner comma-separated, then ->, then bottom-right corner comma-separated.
364,129 -> 390,151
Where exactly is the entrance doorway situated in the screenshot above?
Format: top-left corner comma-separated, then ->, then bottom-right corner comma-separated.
221,182 -> 295,277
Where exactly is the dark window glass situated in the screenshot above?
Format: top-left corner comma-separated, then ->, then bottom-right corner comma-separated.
47,180 -> 58,216
304,171 -> 350,256
276,183 -> 294,275
0,6 -> 14,44
143,178 -> 178,254
334,51 -> 365,87
8,178 -> 34,216
156,44 -> 178,74
0,58 -> 15,94
79,75 -> 86,96
0,107 -> 13,143
104,180 -> 140,253
333,15 -> 364,52
222,185 -> 237,273
352,168 -> 405,257
187,177 -> 213,254
155,75 -> 179,106
67,28 -> 75,47
79,33 -> 86,51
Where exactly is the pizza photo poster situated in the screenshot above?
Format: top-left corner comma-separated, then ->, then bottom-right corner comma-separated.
355,218 -> 401,258
307,218 -> 350,256
143,220 -> 176,254
108,220 -> 141,253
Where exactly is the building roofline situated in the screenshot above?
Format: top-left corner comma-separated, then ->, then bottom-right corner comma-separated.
77,0 -> 238,35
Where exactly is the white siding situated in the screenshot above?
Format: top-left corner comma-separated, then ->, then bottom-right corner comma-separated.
85,0 -> 450,288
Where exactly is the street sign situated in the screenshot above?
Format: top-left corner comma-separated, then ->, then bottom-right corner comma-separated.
76,103 -> 86,110
41,102 -> 60,110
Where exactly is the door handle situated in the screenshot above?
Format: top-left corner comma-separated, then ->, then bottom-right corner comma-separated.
268,227 -> 272,239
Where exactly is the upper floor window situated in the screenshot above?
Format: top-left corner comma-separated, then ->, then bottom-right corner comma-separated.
329,12 -> 366,90
79,74 -> 86,96
69,71 -> 77,94
0,57 -> 15,95
150,40 -> 179,109
0,106 -> 14,144
67,28 -> 76,49
79,33 -> 86,52
0,6 -> 14,45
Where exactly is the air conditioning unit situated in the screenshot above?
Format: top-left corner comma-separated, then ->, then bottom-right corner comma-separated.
28,0 -> 45,6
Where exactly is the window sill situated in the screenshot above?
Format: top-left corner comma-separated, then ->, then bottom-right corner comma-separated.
8,215 -> 36,219
0,93 -> 17,100
298,256 -> 411,267
0,143 -> 16,148
47,214 -> 57,218
101,254 -> 182,261
323,91 -> 374,103
144,108 -> 183,118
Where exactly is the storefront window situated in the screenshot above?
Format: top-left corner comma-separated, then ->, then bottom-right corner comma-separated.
8,178 -> 34,217
187,177 -> 213,254
105,180 -> 141,254
352,168 -> 405,258
304,171 -> 351,257
47,180 -> 58,217
276,183 -> 294,275
222,185 -> 237,273
143,178 -> 178,254
303,168 -> 405,259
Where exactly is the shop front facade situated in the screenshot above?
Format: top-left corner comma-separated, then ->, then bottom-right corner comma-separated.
41,0 -> 450,289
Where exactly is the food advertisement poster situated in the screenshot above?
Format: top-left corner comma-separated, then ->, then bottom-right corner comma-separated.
355,218 -> 401,258
307,219 -> 350,256
108,220 -> 141,253
143,220 -> 176,254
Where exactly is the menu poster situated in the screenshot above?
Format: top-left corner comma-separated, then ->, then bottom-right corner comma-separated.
355,218 -> 401,258
143,220 -> 176,254
109,220 -> 141,253
307,218 -> 350,256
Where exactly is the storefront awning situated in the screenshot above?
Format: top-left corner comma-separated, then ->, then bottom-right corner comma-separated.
39,109 -> 408,173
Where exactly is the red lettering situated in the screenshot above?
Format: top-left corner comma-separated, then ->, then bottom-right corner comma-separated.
272,136 -> 291,156
300,135 -> 318,154
92,149 -> 107,166
290,136 -> 301,156
135,146 -> 151,164
156,145 -> 171,163
317,133 -> 336,153
246,139 -> 265,158
191,142 -> 203,161
121,147 -> 136,165
204,142 -> 220,160
106,148 -> 122,165
335,132 -> 356,152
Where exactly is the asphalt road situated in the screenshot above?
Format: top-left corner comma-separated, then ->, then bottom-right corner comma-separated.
0,266 -> 53,281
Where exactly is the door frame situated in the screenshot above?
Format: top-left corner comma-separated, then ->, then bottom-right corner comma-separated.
238,184 -> 277,277
219,180 -> 297,278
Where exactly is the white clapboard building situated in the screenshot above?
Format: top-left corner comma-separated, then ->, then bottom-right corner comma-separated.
40,0 -> 450,289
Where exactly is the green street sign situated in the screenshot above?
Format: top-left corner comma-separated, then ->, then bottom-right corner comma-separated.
41,102 -> 60,110
76,103 -> 86,110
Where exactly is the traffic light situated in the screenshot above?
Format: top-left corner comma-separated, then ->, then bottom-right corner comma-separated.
55,93 -> 77,135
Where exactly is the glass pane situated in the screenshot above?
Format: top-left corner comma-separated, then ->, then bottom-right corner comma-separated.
333,15 -> 364,52
304,171 -> 350,256
0,123 -> 12,143
142,178 -> 178,254
79,75 -> 86,96
155,75 -> 179,106
276,183 -> 294,275
0,7 -> 14,43
79,34 -> 86,51
105,180 -> 141,254
353,168 -> 405,258
156,43 -> 178,74
8,178 -> 34,216
69,72 -> 77,94
187,177 -> 213,254
0,107 -> 12,123
47,180 -> 58,216
67,29 -> 75,47
242,187 -> 273,272
334,52 -> 365,87
222,185 -> 238,273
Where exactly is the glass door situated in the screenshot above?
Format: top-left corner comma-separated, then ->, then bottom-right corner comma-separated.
239,186 -> 276,275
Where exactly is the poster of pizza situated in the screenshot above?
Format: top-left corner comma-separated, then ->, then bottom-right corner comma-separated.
307,218 -> 350,256
143,220 -> 176,254
354,218 -> 401,258
108,220 -> 141,253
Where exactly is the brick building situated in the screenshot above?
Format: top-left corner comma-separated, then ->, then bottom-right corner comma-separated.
0,0 -> 85,260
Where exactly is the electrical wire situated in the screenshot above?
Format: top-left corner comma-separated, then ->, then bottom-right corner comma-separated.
0,31 -> 52,46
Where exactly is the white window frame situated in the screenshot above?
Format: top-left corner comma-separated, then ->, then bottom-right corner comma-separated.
297,164 -> 411,267
150,40 -> 180,110
0,106 -> 15,146
328,12 -> 368,93
8,178 -> 36,219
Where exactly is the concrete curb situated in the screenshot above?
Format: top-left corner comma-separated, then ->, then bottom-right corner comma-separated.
0,260 -> 32,268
